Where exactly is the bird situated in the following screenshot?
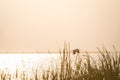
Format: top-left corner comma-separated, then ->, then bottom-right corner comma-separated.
72,49 -> 80,55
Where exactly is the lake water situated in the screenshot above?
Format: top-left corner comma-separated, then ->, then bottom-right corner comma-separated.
0,53 -> 99,79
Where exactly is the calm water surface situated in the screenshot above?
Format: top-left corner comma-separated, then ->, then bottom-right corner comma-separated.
0,53 -> 99,78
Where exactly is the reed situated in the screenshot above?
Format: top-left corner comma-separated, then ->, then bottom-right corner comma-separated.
0,45 -> 120,80
41,45 -> 120,80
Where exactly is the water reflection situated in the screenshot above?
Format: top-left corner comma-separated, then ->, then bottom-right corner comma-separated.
0,53 -> 99,79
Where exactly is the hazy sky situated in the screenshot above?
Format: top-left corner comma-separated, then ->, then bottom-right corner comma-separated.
0,0 -> 120,52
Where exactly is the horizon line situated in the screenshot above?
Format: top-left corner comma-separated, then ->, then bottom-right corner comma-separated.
0,51 -> 119,54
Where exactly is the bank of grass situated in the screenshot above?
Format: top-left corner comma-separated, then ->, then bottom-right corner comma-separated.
42,45 -> 120,80
0,45 -> 120,80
